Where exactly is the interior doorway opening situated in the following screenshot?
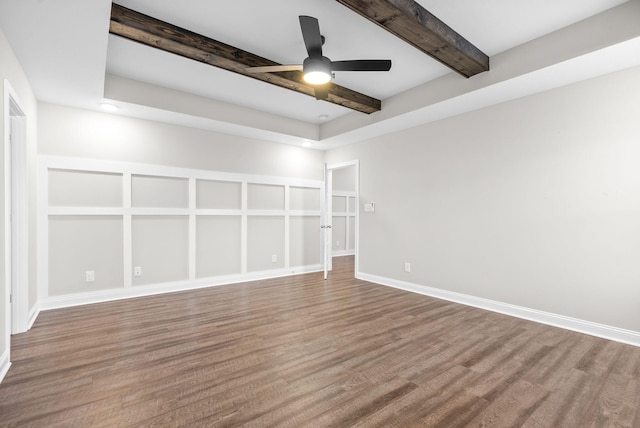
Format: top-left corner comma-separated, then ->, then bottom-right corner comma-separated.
324,161 -> 359,279
4,80 -> 29,346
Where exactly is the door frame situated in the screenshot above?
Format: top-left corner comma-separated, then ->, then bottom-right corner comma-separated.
325,160 -> 359,278
4,79 -> 29,343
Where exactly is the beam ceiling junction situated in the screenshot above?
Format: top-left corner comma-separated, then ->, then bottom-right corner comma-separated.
109,3 -> 382,114
335,0 -> 489,78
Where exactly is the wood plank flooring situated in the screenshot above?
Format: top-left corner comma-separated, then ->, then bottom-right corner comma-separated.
1,256 -> 640,427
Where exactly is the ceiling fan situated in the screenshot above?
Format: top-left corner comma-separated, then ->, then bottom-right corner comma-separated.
247,16 -> 392,100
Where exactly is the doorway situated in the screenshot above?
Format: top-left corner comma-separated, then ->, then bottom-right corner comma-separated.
3,79 -> 29,349
323,161 -> 359,279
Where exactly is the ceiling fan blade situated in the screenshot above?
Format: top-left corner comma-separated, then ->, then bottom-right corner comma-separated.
299,16 -> 323,57
246,65 -> 303,73
331,60 -> 392,72
314,85 -> 329,100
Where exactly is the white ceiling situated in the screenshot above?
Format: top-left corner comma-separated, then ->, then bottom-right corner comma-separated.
1,0 -> 638,149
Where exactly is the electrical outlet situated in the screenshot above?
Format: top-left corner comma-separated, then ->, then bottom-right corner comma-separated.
404,262 -> 411,273
134,266 -> 142,277
336,240 -> 340,247
85,270 -> 95,282
272,254 -> 277,263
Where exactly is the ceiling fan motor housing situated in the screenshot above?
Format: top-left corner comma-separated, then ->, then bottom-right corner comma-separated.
303,56 -> 333,84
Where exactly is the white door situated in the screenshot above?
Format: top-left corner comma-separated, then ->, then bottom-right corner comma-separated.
5,87 -> 28,336
5,119 -> 12,339
322,165 -> 333,279
324,161 -> 359,279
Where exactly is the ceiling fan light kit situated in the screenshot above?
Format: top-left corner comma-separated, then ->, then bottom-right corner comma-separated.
247,15 -> 391,99
302,56 -> 332,85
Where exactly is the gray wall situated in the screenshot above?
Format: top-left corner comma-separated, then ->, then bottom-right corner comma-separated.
49,216 -> 124,295
332,166 -> 356,192
38,104 -> 324,180
0,27 -> 39,362
326,65 -> 640,332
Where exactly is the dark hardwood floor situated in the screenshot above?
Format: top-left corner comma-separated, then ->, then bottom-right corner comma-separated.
1,256 -> 639,427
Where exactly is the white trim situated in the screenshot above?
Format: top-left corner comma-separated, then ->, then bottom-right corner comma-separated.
48,207 -> 125,216
42,155 -> 322,188
130,208 -> 190,216
240,181 -> 248,274
40,264 -> 322,311
326,160 -> 359,277
27,301 -> 40,330
331,211 -> 356,217
286,210 -> 321,217
122,172 -> 132,288
4,79 -> 30,342
326,160 -> 358,171
9,116 -> 28,332
320,177 -> 327,279
189,209 -> 244,216
3,82 -> 11,358
0,350 -> 10,384
323,165 -> 333,277
188,178 -> 196,281
46,207 -> 323,217
354,161 -> 359,276
332,190 -> 356,198
244,210 -> 286,216
332,250 -> 355,257
358,272 -> 640,348
284,184 -> 290,270
331,194 -> 356,256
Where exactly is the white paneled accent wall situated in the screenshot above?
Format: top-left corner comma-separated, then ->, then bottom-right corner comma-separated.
332,191 -> 356,257
38,156 -> 324,309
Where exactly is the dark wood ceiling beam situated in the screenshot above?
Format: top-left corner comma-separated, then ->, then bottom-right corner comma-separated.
109,3 -> 381,114
335,0 -> 489,78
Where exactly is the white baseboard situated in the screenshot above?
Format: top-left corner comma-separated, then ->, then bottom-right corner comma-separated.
28,302 -> 40,329
357,272 -> 640,348
0,350 -> 10,384
333,251 -> 355,257
40,265 -> 322,311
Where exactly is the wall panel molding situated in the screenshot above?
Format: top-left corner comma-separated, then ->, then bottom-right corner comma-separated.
38,155 -> 324,310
